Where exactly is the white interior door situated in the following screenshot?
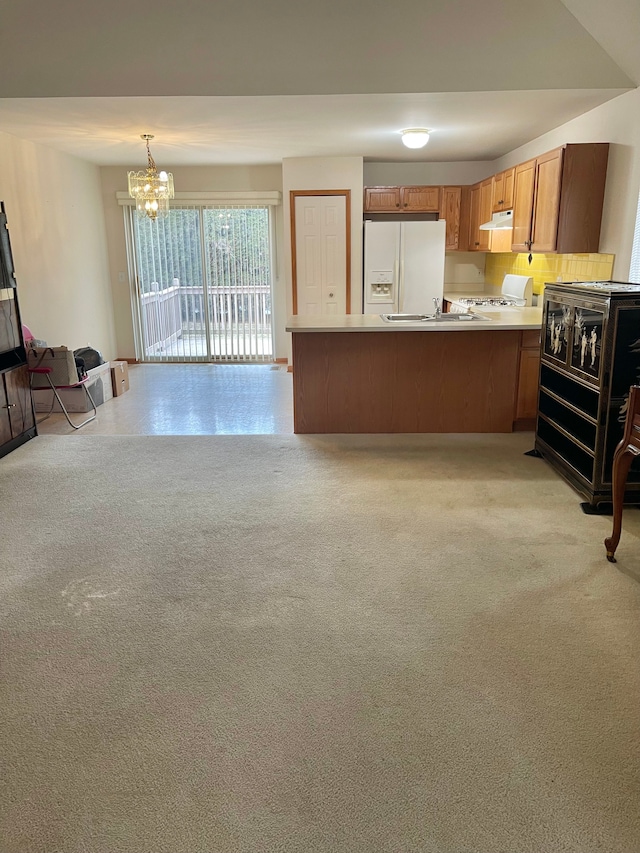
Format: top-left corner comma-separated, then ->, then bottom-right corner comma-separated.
294,195 -> 347,315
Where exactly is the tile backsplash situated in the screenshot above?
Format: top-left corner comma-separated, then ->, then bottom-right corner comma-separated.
485,253 -> 615,295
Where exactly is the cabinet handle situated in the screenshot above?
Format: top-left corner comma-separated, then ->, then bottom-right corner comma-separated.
395,203 -> 400,208
2,403 -> 16,409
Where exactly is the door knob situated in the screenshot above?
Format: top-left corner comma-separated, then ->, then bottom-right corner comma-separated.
329,292 -> 334,298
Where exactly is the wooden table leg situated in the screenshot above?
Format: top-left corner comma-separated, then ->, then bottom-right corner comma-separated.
604,444 -> 637,562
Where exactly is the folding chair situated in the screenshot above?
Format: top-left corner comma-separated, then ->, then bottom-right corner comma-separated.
28,366 -> 97,430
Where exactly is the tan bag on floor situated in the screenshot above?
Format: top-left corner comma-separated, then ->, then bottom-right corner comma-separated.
27,346 -> 84,388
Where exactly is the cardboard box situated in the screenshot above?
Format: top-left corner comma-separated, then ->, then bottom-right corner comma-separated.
110,360 -> 130,396
33,361 -> 113,413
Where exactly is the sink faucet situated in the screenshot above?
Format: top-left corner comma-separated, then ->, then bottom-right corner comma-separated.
433,297 -> 442,319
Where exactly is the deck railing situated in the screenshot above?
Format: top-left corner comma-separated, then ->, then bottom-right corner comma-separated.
140,280 -> 272,359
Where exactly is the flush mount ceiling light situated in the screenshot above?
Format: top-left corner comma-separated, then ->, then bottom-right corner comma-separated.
400,128 -> 431,149
127,134 -> 175,221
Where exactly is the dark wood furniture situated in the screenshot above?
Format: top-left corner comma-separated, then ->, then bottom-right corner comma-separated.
535,281 -> 640,512
0,201 -> 36,459
605,385 -> 640,562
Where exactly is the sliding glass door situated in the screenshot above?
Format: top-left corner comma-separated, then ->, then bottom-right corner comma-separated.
130,205 -> 273,362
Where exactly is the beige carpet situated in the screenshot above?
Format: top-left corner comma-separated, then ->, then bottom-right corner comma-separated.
1,433 -> 640,852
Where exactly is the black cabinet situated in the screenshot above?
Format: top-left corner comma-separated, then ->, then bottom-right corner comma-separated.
0,201 -> 36,459
535,281 -> 640,509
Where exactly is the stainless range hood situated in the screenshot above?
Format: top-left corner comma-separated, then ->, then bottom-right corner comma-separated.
479,210 -> 513,231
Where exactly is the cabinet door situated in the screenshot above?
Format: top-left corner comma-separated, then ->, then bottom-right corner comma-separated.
5,364 -> 35,436
530,148 -> 563,253
516,346 -> 541,420
469,179 -> 496,251
493,168 -> 515,211
439,186 -> 461,250
512,159 -> 536,251
468,184 -> 481,251
502,167 -> 515,210
492,172 -> 505,212
364,187 -> 401,212
0,375 -> 12,445
477,179 -> 492,251
400,186 -> 440,212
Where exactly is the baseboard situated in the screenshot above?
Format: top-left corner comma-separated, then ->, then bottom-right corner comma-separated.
513,418 -> 536,431
115,358 -> 139,364
274,358 -> 288,364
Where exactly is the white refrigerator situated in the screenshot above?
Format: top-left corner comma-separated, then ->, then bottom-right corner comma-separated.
363,219 -> 446,314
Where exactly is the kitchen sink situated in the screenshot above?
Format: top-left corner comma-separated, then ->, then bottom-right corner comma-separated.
380,313 -> 433,322
380,313 -> 490,323
430,313 -> 491,322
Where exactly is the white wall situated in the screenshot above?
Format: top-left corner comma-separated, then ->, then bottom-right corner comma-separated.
363,161 -> 493,187
282,156 -> 364,324
0,131 -> 116,358
444,253 -> 486,289
100,164 -> 285,360
491,87 -> 640,280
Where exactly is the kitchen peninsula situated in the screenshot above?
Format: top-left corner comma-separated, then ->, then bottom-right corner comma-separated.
287,310 -> 543,434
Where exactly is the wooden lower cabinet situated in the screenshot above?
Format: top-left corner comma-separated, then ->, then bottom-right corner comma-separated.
0,363 -> 36,456
515,330 -> 541,424
291,329 -> 527,433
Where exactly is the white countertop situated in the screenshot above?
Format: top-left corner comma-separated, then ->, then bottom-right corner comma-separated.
287,308 -> 543,333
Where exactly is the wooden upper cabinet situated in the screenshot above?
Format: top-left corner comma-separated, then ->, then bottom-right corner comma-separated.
530,148 -> 563,252
363,185 -> 440,212
363,143 -> 608,255
468,178 -> 492,251
439,186 -> 462,250
512,158 -> 537,252
511,143 -> 609,254
399,185 -> 440,212
363,187 -> 401,211
468,184 -> 481,250
492,167 -> 515,212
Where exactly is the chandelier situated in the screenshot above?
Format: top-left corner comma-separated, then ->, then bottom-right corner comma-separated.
127,134 -> 174,220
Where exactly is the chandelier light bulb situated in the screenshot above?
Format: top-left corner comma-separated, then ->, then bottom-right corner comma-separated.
401,128 -> 431,149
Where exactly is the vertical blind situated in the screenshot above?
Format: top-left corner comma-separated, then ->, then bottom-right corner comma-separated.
129,204 -> 274,362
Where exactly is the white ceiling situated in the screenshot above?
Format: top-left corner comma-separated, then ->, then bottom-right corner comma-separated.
0,0 -> 637,168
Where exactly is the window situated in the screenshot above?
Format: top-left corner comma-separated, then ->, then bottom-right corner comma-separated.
121,192 -> 280,362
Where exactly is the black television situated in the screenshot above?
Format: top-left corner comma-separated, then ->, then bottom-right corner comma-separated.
0,202 -> 23,361
0,204 -> 16,289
